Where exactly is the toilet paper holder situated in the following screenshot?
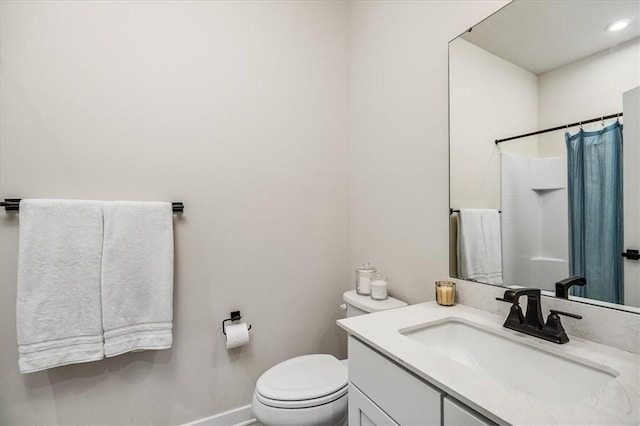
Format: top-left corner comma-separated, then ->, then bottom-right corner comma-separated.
222,311 -> 252,336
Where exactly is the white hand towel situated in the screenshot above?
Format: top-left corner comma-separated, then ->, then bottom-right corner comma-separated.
457,209 -> 503,285
16,199 -> 105,373
101,201 -> 174,357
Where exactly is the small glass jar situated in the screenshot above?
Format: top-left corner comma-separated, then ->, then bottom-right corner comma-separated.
370,273 -> 388,300
356,263 -> 377,295
435,281 -> 456,306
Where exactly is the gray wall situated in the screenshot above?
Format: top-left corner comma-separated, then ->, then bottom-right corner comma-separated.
0,1 -> 508,424
347,0 -> 508,303
0,1 -> 349,424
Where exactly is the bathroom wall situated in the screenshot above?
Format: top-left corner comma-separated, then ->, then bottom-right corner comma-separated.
623,87 -> 640,309
537,37 -> 640,156
449,38 -> 539,211
347,0 -> 509,304
0,1 -> 350,424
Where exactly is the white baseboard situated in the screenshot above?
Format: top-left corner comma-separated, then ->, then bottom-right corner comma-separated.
182,404 -> 256,426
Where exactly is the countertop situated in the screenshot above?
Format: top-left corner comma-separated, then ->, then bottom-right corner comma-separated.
337,302 -> 640,425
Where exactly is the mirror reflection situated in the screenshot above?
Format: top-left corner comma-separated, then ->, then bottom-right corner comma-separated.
449,0 -> 640,311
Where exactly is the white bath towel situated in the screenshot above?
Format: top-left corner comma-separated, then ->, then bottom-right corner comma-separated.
457,209 -> 503,285
16,199 -> 105,373
101,201 -> 174,357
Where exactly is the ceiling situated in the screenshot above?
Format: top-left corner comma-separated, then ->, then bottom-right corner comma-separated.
461,0 -> 640,75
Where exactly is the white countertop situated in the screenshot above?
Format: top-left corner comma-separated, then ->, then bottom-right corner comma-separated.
337,302 -> 640,425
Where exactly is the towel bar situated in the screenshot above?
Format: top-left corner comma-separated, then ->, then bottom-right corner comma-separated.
1,199 -> 184,213
450,208 -> 501,214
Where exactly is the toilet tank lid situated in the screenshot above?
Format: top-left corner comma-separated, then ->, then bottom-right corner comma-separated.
343,290 -> 407,313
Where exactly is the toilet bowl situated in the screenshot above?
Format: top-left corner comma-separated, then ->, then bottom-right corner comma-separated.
252,291 -> 407,426
252,354 -> 348,426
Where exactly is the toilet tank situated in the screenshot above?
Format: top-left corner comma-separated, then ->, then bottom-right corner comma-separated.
342,290 -> 407,318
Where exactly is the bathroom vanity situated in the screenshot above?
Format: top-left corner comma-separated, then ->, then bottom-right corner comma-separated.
348,336 -> 493,426
337,303 -> 640,425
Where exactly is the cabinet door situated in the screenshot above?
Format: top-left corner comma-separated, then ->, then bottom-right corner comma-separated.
349,384 -> 400,426
443,396 -> 497,426
349,336 -> 442,425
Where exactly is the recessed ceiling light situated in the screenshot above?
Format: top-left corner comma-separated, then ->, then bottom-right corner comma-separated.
606,19 -> 631,32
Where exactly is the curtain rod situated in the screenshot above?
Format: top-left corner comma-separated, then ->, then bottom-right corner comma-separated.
495,112 -> 623,145
0,199 -> 184,213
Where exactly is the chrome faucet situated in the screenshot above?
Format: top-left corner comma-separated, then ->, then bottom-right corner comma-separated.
496,288 -> 582,344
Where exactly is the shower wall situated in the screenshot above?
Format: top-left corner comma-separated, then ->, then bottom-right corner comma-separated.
501,154 -> 568,291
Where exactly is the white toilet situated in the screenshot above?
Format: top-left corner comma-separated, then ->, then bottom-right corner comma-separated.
252,290 -> 407,426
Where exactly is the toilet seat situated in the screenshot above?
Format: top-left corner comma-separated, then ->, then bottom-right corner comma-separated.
255,383 -> 348,409
255,354 -> 348,409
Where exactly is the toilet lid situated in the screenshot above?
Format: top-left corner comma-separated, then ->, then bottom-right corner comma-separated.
256,354 -> 347,402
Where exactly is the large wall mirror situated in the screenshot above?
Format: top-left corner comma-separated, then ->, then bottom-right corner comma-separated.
449,0 -> 640,313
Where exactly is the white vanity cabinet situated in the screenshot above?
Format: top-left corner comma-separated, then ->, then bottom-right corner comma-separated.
443,397 -> 496,426
348,384 -> 399,426
348,336 -> 497,426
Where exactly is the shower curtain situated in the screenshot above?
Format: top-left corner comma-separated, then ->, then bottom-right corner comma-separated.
565,122 -> 623,304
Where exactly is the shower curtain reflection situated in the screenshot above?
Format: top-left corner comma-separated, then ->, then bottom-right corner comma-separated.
566,122 -> 624,304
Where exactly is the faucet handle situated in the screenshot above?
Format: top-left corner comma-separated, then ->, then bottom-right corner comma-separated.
549,309 -> 582,320
495,297 -> 525,325
542,309 -> 582,344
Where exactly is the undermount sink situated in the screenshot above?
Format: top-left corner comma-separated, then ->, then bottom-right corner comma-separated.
400,318 -> 617,405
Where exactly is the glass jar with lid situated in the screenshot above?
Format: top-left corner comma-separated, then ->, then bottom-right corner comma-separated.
370,273 -> 388,300
356,262 -> 377,295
